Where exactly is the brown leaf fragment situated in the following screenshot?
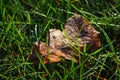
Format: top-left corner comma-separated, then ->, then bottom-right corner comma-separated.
64,14 -> 101,50
49,29 -> 66,48
29,42 -> 74,64
29,14 -> 101,64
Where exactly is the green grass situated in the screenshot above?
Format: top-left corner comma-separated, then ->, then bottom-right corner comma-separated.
0,0 -> 120,80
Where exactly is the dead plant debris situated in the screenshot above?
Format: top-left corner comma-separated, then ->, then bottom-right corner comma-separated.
29,14 -> 101,64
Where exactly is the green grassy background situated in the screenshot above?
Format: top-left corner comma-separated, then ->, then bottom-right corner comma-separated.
0,0 -> 120,80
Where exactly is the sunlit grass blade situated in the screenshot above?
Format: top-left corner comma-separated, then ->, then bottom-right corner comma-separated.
16,28 -> 24,42
68,2 -> 95,17
91,47 -> 103,55
27,12 -> 31,24
2,7 -> 6,21
35,52 -> 51,77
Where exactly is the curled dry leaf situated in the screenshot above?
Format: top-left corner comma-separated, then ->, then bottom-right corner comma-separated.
65,14 -> 101,50
29,14 -> 101,64
29,42 -> 74,64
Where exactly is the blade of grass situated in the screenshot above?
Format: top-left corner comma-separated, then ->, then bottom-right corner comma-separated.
96,24 -> 115,52
0,74 -> 8,79
35,52 -> 51,77
56,71 -> 63,80
16,28 -> 24,42
32,10 -> 63,24
5,62 -> 31,74
68,1 -> 95,17
2,7 -> 6,21
0,19 -> 12,48
0,11 -> 16,48
27,12 -> 31,24
91,47 -> 103,55
83,43 -> 87,54
97,52 -> 110,80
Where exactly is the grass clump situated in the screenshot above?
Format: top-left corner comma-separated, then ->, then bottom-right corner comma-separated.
0,0 -> 120,80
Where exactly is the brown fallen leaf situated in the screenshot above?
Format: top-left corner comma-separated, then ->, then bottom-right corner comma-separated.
29,14 -> 101,64
64,14 -> 101,50
49,29 -> 67,49
29,42 -> 76,64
